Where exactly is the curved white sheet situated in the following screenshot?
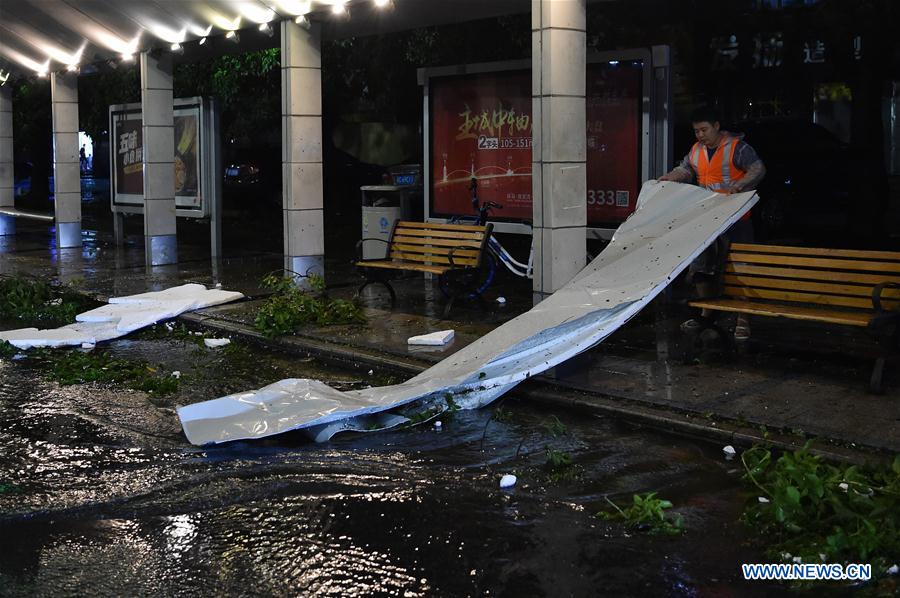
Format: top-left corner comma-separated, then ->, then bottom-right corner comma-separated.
178,182 -> 758,445
0,283 -> 244,349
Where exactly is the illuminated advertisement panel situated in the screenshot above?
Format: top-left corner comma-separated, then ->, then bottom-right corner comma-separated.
430,70 -> 533,220
429,61 -> 643,227
110,99 -> 204,211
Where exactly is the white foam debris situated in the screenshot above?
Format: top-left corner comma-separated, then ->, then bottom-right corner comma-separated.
499,474 -> 517,489
723,445 -> 736,460
408,330 -> 454,346
172,371 -> 182,379
204,338 -> 231,348
0,284 -> 244,349
81,343 -> 95,350
496,297 -> 506,305
758,496 -> 770,503
839,482 -> 849,491
434,420 -> 442,429
887,564 -> 898,575
0,327 -> 94,349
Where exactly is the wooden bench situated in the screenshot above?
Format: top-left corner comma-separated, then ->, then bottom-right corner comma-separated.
355,221 -> 494,316
688,242 -> 900,391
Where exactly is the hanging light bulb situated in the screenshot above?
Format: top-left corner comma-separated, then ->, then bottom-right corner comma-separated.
295,15 -> 311,29
225,30 -> 240,43
259,22 -> 274,37
374,0 -> 391,7
331,1 -> 347,15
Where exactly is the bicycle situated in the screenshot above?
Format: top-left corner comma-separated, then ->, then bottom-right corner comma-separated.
443,178 -> 534,299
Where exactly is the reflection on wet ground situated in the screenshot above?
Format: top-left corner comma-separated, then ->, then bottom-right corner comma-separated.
0,333 -> 782,596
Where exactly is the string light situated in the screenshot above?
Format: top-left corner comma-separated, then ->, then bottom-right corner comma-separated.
331,1 -> 347,15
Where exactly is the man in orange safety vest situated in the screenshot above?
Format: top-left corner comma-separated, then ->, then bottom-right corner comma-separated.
659,106 -> 766,341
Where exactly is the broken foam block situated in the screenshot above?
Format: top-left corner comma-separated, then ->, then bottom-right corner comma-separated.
407,329 -> 455,346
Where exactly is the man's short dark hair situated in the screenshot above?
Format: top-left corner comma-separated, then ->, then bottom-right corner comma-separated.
690,106 -> 721,125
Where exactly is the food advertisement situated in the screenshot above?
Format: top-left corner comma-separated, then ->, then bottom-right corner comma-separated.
110,103 -> 202,209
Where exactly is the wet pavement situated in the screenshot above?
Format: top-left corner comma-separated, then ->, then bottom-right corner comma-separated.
2,207 -> 897,595
2,208 -> 899,460
1,331 -> 786,596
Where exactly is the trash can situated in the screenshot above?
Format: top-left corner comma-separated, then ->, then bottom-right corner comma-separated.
361,191 -> 403,259
360,165 -> 423,259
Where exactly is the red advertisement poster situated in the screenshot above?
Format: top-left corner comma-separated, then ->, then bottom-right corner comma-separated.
429,62 -> 643,226
430,70 -> 533,220
586,60 -> 642,224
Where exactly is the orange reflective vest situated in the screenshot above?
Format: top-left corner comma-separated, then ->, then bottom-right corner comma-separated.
689,135 -> 751,220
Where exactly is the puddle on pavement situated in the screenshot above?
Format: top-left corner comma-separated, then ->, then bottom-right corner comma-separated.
0,330 -> 786,596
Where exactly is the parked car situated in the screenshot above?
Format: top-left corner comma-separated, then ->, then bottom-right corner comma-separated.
733,119 -> 889,246
222,147 -> 281,209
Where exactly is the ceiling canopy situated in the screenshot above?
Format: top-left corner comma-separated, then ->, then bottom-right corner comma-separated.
0,0 -> 529,82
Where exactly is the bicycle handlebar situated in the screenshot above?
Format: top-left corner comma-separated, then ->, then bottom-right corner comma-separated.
470,178 -> 506,224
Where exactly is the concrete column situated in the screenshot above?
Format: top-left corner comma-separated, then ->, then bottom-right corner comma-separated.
50,72 -> 81,248
532,0 -> 587,295
281,20 -> 324,283
140,51 -> 177,266
0,85 -> 13,235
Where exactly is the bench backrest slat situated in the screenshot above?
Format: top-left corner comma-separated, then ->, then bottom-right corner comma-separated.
725,263 -> 900,286
382,221 -> 492,268
723,244 -> 900,313
730,242 -> 900,262
724,274 -> 900,300
728,252 -> 900,274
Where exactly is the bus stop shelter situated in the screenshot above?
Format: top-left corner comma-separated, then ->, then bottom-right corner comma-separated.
0,0 -> 668,294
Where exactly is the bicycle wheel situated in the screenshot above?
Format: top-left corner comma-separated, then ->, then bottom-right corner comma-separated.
438,252 -> 497,299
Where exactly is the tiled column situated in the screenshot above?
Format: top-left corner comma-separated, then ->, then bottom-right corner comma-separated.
50,72 -> 81,248
532,0 -> 587,295
281,19 -> 324,284
0,85 -> 13,235
140,51 -> 177,266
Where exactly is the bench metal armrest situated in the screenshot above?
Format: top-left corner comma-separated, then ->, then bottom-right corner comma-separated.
871,282 -> 900,313
356,237 -> 390,261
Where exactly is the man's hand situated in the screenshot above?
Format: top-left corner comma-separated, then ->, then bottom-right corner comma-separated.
725,184 -> 744,194
658,172 -> 677,182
